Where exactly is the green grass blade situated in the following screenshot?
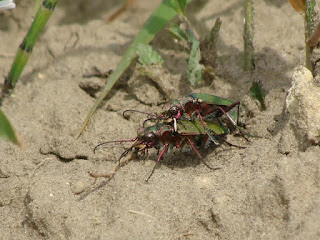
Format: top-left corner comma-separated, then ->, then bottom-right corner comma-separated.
2,0 -> 58,94
77,0 -> 192,137
0,109 -> 21,146
32,0 -> 43,18
171,0 -> 187,16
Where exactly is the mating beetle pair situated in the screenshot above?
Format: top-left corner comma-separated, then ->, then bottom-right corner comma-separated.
92,93 -> 245,180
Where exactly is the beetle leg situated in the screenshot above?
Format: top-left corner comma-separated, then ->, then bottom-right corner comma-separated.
145,143 -> 169,182
215,106 -> 237,126
186,137 -> 220,170
223,101 -> 241,126
195,109 -> 220,145
202,102 -> 250,142
201,101 -> 240,126
89,148 -> 135,179
186,136 -> 202,158
215,105 -> 250,142
200,134 -> 209,148
158,144 -> 169,161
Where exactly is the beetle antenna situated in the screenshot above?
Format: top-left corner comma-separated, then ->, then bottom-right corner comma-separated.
93,138 -> 137,154
122,109 -> 155,118
142,117 -> 155,127
142,113 -> 169,127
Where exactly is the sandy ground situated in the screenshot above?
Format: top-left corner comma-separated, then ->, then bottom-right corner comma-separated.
1,0 -> 320,239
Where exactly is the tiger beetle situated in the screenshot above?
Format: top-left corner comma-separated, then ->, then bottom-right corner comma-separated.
123,93 -> 248,143
91,119 -> 233,181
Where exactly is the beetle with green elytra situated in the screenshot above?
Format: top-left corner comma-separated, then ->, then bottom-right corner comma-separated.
157,93 -> 240,130
91,119 -> 232,181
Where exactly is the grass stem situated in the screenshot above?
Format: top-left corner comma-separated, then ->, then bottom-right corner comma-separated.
305,0 -> 315,72
243,0 -> 255,71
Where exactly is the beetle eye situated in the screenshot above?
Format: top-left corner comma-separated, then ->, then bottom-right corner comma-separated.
144,132 -> 155,142
169,105 -> 179,116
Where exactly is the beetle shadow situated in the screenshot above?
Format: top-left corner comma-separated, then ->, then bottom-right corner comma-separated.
145,139 -> 241,172
77,178 -> 112,201
76,137 -> 245,201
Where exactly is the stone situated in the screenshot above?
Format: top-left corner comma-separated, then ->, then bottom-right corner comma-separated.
285,66 -> 320,149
